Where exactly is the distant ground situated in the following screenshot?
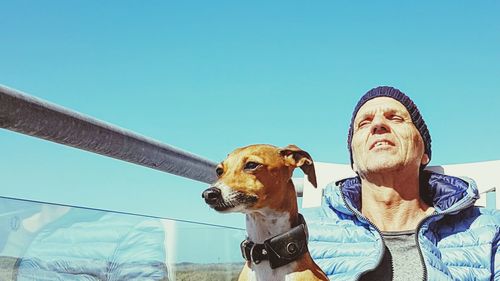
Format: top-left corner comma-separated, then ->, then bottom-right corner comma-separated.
0,257 -> 242,281
174,262 -> 242,281
0,256 -> 17,280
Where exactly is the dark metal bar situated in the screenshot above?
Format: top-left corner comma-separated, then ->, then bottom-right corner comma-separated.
0,85 -> 217,184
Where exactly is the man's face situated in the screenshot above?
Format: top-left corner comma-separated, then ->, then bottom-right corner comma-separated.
351,97 -> 429,176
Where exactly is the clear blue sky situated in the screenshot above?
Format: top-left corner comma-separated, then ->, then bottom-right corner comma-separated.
1,1 -> 499,232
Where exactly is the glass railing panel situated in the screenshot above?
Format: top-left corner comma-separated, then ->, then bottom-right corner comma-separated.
0,196 -> 245,281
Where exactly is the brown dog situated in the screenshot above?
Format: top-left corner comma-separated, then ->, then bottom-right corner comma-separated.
202,144 -> 328,281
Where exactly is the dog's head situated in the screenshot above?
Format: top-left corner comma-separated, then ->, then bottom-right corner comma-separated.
202,144 -> 317,213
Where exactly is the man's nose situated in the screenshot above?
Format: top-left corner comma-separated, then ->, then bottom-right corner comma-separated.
371,115 -> 390,134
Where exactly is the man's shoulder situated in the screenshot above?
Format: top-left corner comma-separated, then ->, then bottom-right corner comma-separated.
302,205 -> 372,243
456,206 -> 500,223
470,206 -> 500,226
436,206 -> 499,238
433,207 -> 499,256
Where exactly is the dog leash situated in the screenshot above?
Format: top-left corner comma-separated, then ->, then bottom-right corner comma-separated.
240,213 -> 309,269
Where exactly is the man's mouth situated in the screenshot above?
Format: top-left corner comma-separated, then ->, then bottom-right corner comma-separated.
370,140 -> 395,150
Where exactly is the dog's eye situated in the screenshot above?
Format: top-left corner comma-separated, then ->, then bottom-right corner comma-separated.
215,167 -> 224,176
244,162 -> 261,171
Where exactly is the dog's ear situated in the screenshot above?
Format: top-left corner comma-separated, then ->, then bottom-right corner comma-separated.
280,144 -> 317,188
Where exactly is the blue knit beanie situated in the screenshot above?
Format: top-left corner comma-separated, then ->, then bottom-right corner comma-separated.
347,86 -> 432,167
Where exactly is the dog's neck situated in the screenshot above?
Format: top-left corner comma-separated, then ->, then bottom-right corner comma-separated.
243,196 -> 302,280
246,182 -> 299,243
245,204 -> 298,244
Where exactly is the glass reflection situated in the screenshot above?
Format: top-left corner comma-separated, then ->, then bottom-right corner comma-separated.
0,197 -> 245,281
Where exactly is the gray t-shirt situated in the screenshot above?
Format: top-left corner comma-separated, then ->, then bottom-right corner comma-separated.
360,230 -> 424,281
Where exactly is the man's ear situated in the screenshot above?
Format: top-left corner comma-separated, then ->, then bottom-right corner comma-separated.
280,144 -> 317,188
421,153 -> 430,165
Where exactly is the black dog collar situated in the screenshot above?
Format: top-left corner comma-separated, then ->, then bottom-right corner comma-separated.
240,213 -> 309,269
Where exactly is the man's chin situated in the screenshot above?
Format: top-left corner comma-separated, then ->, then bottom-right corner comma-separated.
367,166 -> 399,174
363,160 -> 403,174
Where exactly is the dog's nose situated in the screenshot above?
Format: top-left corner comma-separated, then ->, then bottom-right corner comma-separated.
202,187 -> 222,204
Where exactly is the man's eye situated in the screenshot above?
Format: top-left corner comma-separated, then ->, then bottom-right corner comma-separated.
215,167 -> 224,176
389,115 -> 404,122
358,120 -> 371,128
244,162 -> 261,170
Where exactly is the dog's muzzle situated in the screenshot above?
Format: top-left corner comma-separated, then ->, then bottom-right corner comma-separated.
202,187 -> 222,205
202,186 -> 258,212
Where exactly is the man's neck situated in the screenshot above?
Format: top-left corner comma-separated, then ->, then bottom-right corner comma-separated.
360,173 -> 433,232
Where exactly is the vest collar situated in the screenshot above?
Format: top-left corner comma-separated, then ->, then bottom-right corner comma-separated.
327,171 -> 479,215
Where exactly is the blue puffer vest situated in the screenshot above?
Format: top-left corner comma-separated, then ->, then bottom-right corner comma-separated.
303,171 -> 500,281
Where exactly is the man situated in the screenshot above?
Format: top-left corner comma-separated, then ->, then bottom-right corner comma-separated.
305,86 -> 499,280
